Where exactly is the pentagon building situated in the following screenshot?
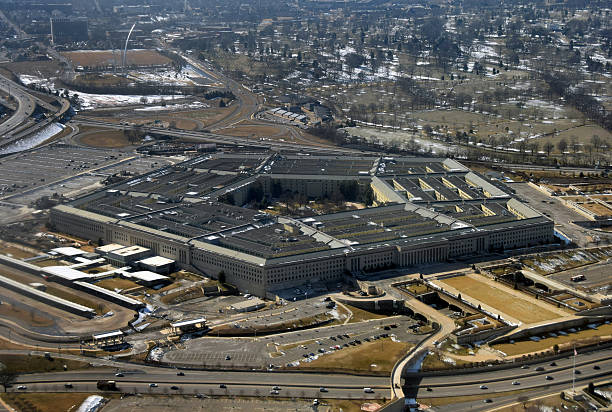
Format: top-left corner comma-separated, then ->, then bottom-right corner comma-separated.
51,154 -> 554,296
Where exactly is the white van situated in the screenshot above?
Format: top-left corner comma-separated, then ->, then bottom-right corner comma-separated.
363,387 -> 374,393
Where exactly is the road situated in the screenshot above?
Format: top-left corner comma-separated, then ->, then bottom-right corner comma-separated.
434,379 -> 610,412
73,117 -> 361,155
406,346 -> 612,398
11,368 -> 388,399
0,76 -> 36,137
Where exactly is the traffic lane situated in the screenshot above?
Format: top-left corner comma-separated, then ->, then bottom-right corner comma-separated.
430,378 -> 610,412
412,347 -> 612,387
7,381 -> 380,400
16,370 -> 390,388
413,358 -> 612,397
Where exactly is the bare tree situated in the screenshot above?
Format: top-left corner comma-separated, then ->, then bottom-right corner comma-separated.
0,368 -> 17,392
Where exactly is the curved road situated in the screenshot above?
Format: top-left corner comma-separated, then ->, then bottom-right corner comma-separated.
0,76 -> 36,137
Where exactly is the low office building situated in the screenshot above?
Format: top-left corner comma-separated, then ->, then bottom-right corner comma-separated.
106,246 -> 153,267
137,256 -> 175,274
50,154 -> 555,297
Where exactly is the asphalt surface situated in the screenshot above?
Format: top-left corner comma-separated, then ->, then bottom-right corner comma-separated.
407,347 -> 612,398
509,182 -> 612,246
0,76 -> 36,137
432,379 -> 609,412
12,369 -> 388,399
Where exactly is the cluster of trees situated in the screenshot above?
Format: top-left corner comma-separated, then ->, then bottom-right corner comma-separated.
204,90 -> 235,100
542,71 -> 611,131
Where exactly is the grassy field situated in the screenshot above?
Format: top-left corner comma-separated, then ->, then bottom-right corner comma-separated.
95,277 -> 140,291
62,49 -> 171,68
0,242 -> 37,259
1,392 -> 94,412
294,338 -> 411,374
0,302 -> 54,327
345,304 -> 390,323
0,354 -> 90,373
492,322 -> 612,356
78,128 -> 133,148
439,275 -> 563,324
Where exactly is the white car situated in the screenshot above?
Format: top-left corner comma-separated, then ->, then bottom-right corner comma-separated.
479,385 -> 488,390
17,385 -> 27,390
512,381 -> 520,385
363,387 -> 374,393
270,390 -> 279,395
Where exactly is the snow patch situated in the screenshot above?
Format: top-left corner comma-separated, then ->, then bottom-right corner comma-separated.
76,395 -> 104,412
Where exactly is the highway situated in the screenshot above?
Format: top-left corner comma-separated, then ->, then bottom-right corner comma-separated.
11,368 -> 389,399
0,76 -> 36,137
406,347 -> 612,398
73,117 -> 362,155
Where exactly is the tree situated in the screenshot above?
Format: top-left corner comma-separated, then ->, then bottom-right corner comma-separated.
557,138 -> 568,154
543,142 -> 554,157
0,368 -> 17,392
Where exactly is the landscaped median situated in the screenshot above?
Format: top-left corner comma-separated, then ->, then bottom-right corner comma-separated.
286,338 -> 413,375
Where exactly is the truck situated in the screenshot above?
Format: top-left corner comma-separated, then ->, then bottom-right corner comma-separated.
97,380 -> 118,391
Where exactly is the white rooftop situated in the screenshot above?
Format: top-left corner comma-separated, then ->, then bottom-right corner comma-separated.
95,244 -> 125,253
111,245 -> 150,257
138,256 -> 175,266
93,330 -> 123,339
42,266 -> 91,281
51,247 -> 85,257
124,271 -> 169,282
171,317 -> 206,328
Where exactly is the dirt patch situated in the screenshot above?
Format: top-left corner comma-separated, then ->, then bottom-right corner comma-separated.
62,50 -> 171,68
0,60 -> 62,78
0,302 -> 54,327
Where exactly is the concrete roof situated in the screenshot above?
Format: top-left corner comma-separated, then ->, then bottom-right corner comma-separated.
138,256 -> 175,266
171,317 -> 207,328
111,245 -> 150,257
93,330 -> 123,339
42,265 -> 91,281
125,271 -> 169,282
51,247 -> 85,257
95,244 -> 126,253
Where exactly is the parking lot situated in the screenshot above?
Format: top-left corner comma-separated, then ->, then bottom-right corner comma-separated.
550,258 -> 612,294
0,144 -> 175,205
161,308 -> 420,369
509,182 -> 611,246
